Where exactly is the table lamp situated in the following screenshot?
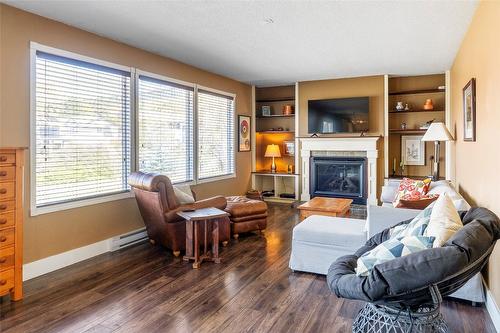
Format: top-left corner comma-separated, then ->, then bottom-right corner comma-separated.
264,144 -> 281,173
421,122 -> 454,181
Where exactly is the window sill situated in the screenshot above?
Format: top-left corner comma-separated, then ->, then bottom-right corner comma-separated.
196,173 -> 236,185
30,191 -> 135,217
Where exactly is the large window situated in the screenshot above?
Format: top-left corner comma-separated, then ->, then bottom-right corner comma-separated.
197,89 -> 235,180
138,75 -> 194,183
34,50 -> 131,209
32,44 -> 236,215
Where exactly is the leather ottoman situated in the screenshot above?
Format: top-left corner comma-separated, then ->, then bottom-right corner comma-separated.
225,196 -> 268,239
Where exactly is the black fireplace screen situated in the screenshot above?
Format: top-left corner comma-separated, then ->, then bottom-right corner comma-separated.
310,157 -> 367,204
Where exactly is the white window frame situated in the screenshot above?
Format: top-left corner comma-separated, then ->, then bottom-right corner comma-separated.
135,69 -> 197,186
195,85 -> 237,184
29,42 -> 135,216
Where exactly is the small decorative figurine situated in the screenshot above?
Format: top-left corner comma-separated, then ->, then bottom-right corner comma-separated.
396,101 -> 404,111
423,99 -> 434,110
404,103 -> 410,111
401,122 -> 407,130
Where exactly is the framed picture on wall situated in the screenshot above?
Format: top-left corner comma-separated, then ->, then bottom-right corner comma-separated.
238,115 -> 251,152
401,135 -> 425,166
463,78 -> 476,142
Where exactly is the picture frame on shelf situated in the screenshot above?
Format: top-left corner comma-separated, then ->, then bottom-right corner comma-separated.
283,140 -> 295,156
463,78 -> 476,142
238,115 -> 251,152
261,105 -> 271,117
401,135 -> 425,166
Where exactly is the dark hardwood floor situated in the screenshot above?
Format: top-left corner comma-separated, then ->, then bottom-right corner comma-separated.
0,204 -> 495,333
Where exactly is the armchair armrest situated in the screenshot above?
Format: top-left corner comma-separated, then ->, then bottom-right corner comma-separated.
367,205 -> 420,238
192,196 -> 227,210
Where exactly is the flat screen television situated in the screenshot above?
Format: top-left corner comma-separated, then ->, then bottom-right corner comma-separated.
308,97 -> 369,134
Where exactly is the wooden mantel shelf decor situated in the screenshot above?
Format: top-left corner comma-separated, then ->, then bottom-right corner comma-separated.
0,147 -> 26,301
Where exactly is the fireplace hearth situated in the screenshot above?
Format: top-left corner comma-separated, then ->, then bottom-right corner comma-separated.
310,156 -> 367,204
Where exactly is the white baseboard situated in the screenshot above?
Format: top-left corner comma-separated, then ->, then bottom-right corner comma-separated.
485,285 -> 500,332
23,227 -> 147,281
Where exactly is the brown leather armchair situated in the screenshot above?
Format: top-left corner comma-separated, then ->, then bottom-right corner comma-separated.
128,171 -> 230,257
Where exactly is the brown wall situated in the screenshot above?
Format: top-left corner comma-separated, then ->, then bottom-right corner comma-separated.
298,76 -> 385,198
450,1 -> 500,304
0,5 -> 252,263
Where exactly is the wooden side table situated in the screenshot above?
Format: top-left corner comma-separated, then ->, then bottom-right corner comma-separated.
177,207 -> 229,269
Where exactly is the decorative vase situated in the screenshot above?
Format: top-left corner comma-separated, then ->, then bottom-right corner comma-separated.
401,122 -> 407,130
423,99 -> 434,110
396,101 -> 404,111
404,103 -> 410,111
282,105 -> 293,115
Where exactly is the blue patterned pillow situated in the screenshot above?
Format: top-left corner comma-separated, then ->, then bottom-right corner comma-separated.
390,202 -> 436,239
355,235 -> 435,276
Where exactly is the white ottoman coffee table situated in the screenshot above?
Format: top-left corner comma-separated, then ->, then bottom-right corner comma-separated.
289,215 -> 367,275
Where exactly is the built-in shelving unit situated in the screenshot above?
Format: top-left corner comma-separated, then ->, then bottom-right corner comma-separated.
386,74 -> 448,180
251,85 -> 299,203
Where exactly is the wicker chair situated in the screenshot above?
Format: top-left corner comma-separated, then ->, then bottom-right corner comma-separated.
327,207 -> 500,333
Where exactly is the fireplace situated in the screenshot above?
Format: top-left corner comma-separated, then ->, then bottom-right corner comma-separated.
310,157 -> 367,204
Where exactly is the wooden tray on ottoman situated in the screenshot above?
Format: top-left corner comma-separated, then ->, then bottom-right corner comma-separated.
297,197 -> 352,221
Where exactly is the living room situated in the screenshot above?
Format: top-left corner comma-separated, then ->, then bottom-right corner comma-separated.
0,1 -> 499,332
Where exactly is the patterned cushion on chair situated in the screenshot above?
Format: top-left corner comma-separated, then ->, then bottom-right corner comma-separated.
355,235 -> 435,276
389,201 -> 436,239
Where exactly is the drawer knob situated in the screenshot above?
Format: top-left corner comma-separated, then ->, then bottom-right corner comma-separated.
0,257 -> 6,263
0,172 -> 6,177
0,189 -> 6,194
0,279 -> 6,285
0,236 -> 6,242
0,156 -> 6,162
0,219 -> 6,225
0,205 -> 5,210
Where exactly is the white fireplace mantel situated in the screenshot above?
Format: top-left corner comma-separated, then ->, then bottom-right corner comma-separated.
299,137 -> 380,205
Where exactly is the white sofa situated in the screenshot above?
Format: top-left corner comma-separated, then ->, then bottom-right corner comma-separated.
289,180 -> 485,304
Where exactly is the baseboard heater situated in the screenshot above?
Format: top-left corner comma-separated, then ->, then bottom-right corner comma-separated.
110,227 -> 148,251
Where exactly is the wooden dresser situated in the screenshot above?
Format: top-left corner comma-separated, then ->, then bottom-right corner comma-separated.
0,148 -> 25,301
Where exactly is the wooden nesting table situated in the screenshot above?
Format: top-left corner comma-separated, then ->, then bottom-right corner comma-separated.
177,207 -> 229,269
297,197 -> 353,221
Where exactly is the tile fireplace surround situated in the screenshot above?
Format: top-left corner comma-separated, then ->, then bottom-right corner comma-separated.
299,137 -> 380,205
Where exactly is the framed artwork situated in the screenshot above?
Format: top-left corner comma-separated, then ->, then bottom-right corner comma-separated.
238,115 -> 251,152
463,78 -> 476,141
401,135 -> 425,166
261,105 -> 271,117
283,140 -> 295,156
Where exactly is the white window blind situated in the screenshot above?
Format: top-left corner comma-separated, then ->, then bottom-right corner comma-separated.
138,75 -> 194,183
35,51 -> 131,207
197,89 -> 235,180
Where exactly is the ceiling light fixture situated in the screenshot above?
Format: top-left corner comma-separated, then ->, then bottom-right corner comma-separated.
263,17 -> 274,24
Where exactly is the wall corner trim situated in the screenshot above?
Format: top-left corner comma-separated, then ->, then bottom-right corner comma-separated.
484,278 -> 500,332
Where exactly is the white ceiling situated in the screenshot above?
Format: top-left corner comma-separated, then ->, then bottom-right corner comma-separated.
3,0 -> 477,86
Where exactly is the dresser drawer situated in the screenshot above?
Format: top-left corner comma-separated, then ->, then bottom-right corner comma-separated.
0,182 -> 15,201
0,166 -> 15,181
0,200 -> 15,213
0,247 -> 14,271
0,211 -> 15,230
0,268 -> 14,295
0,153 -> 15,165
0,229 -> 15,248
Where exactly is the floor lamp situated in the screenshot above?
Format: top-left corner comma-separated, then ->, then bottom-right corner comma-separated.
421,122 -> 454,181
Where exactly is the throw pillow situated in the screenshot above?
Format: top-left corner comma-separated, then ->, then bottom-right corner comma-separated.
390,201 -> 435,239
355,235 -> 435,276
173,184 -> 195,205
395,194 -> 439,210
424,193 -> 463,247
393,177 -> 432,208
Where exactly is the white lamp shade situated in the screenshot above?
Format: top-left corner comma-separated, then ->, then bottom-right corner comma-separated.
421,122 -> 454,142
264,144 -> 281,157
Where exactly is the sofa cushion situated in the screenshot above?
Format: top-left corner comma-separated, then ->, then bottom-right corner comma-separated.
293,216 -> 366,248
225,196 -> 267,217
355,235 -> 435,276
425,193 -> 463,247
390,202 -> 435,239
393,177 -> 432,207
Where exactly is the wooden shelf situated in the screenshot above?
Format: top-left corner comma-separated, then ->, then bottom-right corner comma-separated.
256,114 -> 295,118
256,130 -> 295,134
389,129 -> 427,134
389,88 -> 445,96
389,110 -> 445,114
253,171 -> 298,176
386,175 -> 445,181
256,97 -> 295,103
